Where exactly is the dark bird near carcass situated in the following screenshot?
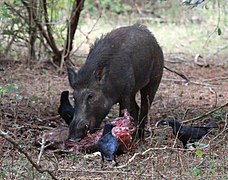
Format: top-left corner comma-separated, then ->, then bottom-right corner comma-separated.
58,91 -> 74,125
97,124 -> 118,168
160,118 -> 218,148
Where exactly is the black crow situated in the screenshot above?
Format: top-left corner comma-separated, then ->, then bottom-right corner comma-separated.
97,124 -> 118,168
161,119 -> 217,148
58,91 -> 74,125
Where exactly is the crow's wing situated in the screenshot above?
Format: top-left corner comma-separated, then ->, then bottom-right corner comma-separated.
179,126 -> 208,140
178,126 -> 193,142
189,127 -> 208,140
58,105 -> 74,125
62,110 -> 74,125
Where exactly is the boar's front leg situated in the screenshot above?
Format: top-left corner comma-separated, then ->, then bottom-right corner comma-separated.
130,94 -> 139,124
119,94 -> 139,124
119,95 -> 131,115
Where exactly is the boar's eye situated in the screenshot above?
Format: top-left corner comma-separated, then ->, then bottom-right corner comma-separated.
87,94 -> 94,104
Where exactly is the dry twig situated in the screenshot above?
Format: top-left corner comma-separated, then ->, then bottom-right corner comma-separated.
202,76 -> 228,82
0,129 -> 58,180
162,78 -> 223,87
164,66 -> 189,82
37,134 -> 46,165
58,168 -> 152,177
116,146 -> 197,169
182,102 -> 228,123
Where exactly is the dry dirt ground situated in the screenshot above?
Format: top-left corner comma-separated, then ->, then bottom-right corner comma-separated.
0,54 -> 227,179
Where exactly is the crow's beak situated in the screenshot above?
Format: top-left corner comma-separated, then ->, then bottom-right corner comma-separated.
85,124 -> 89,133
156,120 -> 168,127
161,120 -> 168,125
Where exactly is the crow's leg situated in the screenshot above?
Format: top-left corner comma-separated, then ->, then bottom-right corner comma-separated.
101,154 -> 104,168
182,141 -> 188,149
189,140 -> 196,148
113,155 -> 118,166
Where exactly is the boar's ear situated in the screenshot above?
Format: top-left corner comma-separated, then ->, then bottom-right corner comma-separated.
94,65 -> 106,83
67,67 -> 77,88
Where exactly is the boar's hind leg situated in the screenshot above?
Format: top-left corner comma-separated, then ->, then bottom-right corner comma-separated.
138,80 -> 161,138
137,86 -> 149,139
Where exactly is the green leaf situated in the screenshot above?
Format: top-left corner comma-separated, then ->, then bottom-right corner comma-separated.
195,149 -> 203,158
5,83 -> 12,87
59,1 -> 65,9
218,28 -> 222,36
3,89 -> 10,93
192,166 -> 201,176
107,112 -> 114,118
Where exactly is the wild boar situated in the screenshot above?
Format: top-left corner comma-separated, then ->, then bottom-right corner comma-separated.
67,24 -> 164,140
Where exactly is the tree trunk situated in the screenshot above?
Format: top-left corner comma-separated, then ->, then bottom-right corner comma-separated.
20,0 -> 84,67
64,0 -> 85,61
21,0 -> 37,65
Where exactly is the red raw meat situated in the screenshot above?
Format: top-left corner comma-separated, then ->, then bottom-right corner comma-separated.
43,110 -> 135,153
112,110 -> 135,150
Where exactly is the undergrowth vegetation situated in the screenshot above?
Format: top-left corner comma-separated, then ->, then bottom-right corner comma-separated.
0,0 -> 227,64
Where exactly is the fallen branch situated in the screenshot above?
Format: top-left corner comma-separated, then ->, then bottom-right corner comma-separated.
162,78 -> 186,83
164,66 -> 189,82
58,168 -> 152,177
162,78 -> 222,87
163,66 -> 227,87
182,102 -> 228,123
188,81 -> 213,86
162,78 -> 218,87
116,146 -> 196,169
0,129 -> 58,180
202,76 -> 228,82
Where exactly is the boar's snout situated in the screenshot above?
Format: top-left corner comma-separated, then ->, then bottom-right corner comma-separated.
68,120 -> 88,141
68,115 -> 101,140
68,129 -> 86,141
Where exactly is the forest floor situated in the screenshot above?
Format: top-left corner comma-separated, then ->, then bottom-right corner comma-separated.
0,51 -> 227,179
